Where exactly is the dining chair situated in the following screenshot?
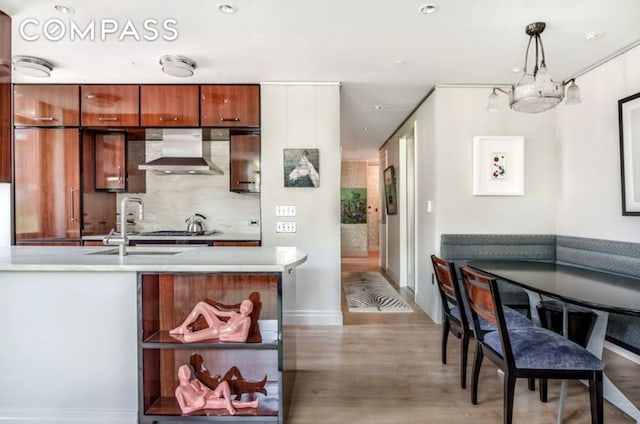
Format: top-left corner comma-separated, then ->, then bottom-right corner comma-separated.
431,255 -> 533,389
460,266 -> 604,424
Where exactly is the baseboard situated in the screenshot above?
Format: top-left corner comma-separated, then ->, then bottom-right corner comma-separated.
283,309 -> 343,326
0,408 -> 137,423
414,291 -> 441,324
605,340 -> 640,365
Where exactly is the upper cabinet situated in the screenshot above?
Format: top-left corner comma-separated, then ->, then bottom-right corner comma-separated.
140,85 -> 199,127
201,85 -> 260,128
0,11 -> 11,182
230,134 -> 260,193
14,85 -> 80,127
81,85 -> 140,127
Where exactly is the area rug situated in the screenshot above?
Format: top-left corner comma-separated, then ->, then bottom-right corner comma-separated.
343,272 -> 413,313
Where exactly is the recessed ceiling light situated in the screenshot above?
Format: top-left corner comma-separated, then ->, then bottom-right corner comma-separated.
394,59 -> 407,65
373,105 -> 383,110
583,32 -> 604,42
219,4 -> 237,14
511,67 -> 521,73
54,5 -> 75,14
12,56 -> 53,78
159,55 -> 197,77
419,4 -> 439,14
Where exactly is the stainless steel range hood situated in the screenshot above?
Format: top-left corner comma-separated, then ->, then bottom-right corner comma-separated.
138,128 -> 223,175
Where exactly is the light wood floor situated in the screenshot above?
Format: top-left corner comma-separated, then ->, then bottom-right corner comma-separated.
286,252 -> 638,423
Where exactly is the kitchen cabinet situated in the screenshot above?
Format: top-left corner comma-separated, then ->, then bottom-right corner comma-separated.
81,85 -> 140,127
212,241 -> 260,247
14,84 -> 80,127
200,85 -> 260,128
95,132 -> 126,190
0,11 -> 10,182
81,131 -> 116,236
138,272 -> 284,423
230,134 -> 260,193
140,85 -> 199,127
14,128 -> 81,242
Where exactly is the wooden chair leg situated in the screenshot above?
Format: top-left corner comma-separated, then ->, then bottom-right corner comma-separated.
539,378 -> 548,402
471,344 -> 483,405
590,372 -> 604,424
442,319 -> 450,364
460,333 -> 470,389
503,373 -> 516,424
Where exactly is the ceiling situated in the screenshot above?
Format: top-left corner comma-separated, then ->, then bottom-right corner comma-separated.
1,0 -> 640,162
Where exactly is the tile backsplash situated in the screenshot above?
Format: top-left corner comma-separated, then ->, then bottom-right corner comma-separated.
117,138 -> 260,235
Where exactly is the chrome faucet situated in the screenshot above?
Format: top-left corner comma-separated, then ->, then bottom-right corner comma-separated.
103,196 -> 144,256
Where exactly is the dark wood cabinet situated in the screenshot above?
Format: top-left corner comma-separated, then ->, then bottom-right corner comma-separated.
140,85 -> 199,127
212,241 -> 260,247
201,85 -> 260,127
14,128 -> 81,242
81,85 -> 140,127
81,131 -> 116,237
14,85 -> 80,127
138,272 -> 282,423
95,133 -> 126,190
230,134 -> 260,193
0,11 -> 10,182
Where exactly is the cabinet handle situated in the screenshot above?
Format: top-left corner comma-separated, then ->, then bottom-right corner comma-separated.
220,117 -> 240,122
236,181 -> 256,184
117,166 -> 122,183
98,116 -> 119,121
159,116 -> 179,121
70,187 -> 76,222
34,116 -> 57,121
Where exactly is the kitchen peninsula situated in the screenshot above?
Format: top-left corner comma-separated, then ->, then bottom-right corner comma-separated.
0,245 -> 306,424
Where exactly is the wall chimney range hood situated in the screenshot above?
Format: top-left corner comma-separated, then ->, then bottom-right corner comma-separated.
138,129 -> 223,175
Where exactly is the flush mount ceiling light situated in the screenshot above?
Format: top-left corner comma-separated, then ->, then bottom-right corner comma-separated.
218,4 -> 237,14
419,4 -> 439,14
487,22 -> 581,113
159,55 -> 196,77
12,55 -> 54,78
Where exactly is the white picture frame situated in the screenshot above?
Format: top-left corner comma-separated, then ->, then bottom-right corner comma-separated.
472,136 -> 524,196
618,92 -> 640,215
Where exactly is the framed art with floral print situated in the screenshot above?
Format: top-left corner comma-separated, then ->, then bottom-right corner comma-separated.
618,92 -> 640,215
472,136 -> 524,196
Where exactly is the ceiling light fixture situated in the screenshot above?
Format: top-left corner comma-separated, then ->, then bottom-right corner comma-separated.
218,4 -> 237,14
12,56 -> 54,78
419,4 -> 439,14
159,55 -> 196,77
487,22 -> 581,113
54,5 -> 75,14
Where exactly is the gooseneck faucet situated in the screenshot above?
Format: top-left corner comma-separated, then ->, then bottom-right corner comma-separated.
103,196 -> 144,256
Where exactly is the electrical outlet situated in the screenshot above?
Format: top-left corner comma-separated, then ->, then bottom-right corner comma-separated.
249,219 -> 259,226
275,206 -> 296,217
276,221 -> 297,233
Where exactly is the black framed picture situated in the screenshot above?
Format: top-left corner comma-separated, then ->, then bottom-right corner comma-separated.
383,165 -> 397,215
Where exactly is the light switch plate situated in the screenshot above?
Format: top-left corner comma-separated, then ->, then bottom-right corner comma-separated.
275,206 -> 296,217
276,221 -> 297,233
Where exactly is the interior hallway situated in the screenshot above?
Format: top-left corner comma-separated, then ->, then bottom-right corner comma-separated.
286,253 -> 638,423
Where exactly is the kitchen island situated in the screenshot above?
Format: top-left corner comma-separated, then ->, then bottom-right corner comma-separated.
0,245 -> 306,424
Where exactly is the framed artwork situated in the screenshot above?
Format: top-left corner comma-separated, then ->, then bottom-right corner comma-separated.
618,92 -> 640,215
341,188 -> 367,224
283,148 -> 319,188
383,165 -> 397,215
472,136 -> 525,196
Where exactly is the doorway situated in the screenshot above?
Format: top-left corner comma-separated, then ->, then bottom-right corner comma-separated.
399,123 -> 416,293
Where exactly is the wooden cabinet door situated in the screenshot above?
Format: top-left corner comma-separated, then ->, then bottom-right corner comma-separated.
81,85 -> 140,126
201,85 -> 259,127
14,85 -> 80,126
14,128 -> 81,241
230,134 -> 260,193
0,11 -> 10,182
95,133 -> 126,190
140,85 -> 199,127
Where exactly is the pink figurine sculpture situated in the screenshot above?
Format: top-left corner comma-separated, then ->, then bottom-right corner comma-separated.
170,299 -> 254,343
174,364 -> 259,415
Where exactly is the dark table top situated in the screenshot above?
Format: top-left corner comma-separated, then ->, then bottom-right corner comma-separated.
467,261 -> 640,317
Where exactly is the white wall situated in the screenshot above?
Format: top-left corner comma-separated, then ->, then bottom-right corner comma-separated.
0,183 -> 10,246
557,45 -> 640,241
260,83 -> 342,325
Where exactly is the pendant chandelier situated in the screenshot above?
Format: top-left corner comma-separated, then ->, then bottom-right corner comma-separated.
487,22 -> 581,113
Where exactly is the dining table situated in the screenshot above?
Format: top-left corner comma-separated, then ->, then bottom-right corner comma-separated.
467,260 -> 640,424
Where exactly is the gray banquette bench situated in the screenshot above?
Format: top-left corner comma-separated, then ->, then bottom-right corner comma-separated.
440,234 -> 640,354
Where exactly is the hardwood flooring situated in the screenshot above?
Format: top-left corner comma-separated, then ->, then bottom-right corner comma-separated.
286,252 -> 638,423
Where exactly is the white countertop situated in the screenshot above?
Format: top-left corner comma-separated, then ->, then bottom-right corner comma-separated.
0,245 -> 307,272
